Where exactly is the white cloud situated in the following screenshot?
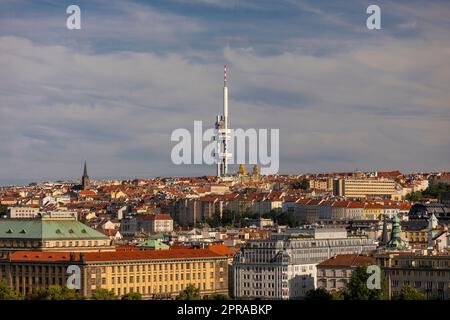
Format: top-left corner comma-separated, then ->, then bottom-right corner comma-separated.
1,1 -> 450,182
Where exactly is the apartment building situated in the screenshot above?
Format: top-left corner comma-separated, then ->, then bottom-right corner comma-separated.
0,248 -> 228,299
309,177 -> 334,191
316,254 -> 375,293
136,214 -> 173,234
377,253 -> 450,300
333,178 -> 397,199
120,214 -> 174,236
294,199 -> 323,223
317,201 -> 364,221
233,228 -> 377,299
7,207 -> 40,219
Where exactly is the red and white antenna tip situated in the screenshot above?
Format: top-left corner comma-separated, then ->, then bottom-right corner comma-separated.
224,64 -> 227,81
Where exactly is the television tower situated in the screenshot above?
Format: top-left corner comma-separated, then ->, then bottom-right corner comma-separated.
215,65 -> 231,177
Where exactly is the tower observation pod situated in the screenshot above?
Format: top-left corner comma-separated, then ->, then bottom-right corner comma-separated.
215,65 -> 232,177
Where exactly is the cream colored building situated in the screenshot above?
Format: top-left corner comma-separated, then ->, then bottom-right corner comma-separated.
0,248 -> 228,299
377,253 -> 450,300
333,178 -> 397,199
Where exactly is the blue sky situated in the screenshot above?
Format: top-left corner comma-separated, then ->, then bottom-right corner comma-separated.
0,0 -> 449,184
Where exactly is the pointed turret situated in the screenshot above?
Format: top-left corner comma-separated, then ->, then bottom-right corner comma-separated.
386,214 -> 409,250
238,164 -> 247,176
380,216 -> 389,245
81,160 -> 90,190
427,213 -> 438,231
83,161 -> 88,176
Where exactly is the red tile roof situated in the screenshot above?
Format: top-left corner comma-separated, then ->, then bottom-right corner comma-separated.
208,244 -> 236,256
317,254 -> 375,267
7,248 -> 224,263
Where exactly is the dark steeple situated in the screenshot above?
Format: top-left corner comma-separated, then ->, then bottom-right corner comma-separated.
380,216 -> 389,245
81,160 -> 90,190
83,160 -> 88,177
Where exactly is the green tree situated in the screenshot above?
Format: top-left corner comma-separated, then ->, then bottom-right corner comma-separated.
423,183 -> 450,198
27,285 -> 82,300
405,183 -> 450,202
330,289 -> 345,300
343,265 -> 386,300
300,179 -> 310,190
91,288 -> 118,300
176,284 -> 200,300
275,212 -> 299,227
291,179 -> 309,190
121,292 -> 142,300
206,213 -> 222,228
303,288 -> 332,300
405,191 -> 423,202
0,204 -> 7,216
395,284 -> 426,300
0,279 -> 22,300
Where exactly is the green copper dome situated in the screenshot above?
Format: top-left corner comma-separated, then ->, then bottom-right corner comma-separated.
386,214 -> 409,250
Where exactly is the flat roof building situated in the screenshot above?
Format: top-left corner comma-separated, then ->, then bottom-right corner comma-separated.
232,228 -> 377,299
0,248 -> 228,299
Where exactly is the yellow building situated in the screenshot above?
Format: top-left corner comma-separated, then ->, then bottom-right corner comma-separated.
309,178 -> 333,191
333,178 -> 397,199
0,248 -> 228,299
402,229 -> 428,245
363,204 -> 383,219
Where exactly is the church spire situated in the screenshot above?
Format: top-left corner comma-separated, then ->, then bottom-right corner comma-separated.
83,160 -> 88,177
82,160 -> 90,190
380,215 -> 389,245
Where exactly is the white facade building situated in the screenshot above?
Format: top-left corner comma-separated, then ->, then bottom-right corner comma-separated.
233,228 -> 377,299
7,207 -> 40,218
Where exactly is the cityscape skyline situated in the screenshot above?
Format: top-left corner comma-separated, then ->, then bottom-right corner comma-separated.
1,1 -> 450,184
1,1 -> 450,306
